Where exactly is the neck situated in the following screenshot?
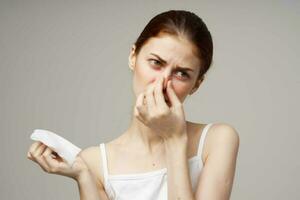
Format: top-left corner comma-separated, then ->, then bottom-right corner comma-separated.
123,107 -> 164,154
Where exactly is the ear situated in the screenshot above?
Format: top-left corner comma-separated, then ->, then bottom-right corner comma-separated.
189,76 -> 205,95
128,44 -> 137,71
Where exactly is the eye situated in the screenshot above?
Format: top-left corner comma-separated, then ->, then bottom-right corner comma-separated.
149,59 -> 162,66
175,70 -> 190,79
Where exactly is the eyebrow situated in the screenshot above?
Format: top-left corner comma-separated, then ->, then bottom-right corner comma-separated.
149,53 -> 195,72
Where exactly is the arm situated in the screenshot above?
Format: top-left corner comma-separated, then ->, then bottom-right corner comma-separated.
164,123 -> 240,200
164,134 -> 195,200
76,170 -> 102,200
27,141 -> 109,199
77,149 -> 110,200
195,123 -> 240,200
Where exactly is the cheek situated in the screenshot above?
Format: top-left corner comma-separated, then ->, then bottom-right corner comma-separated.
132,61 -> 157,96
171,82 -> 192,101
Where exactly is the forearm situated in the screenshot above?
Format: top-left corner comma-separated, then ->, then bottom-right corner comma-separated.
164,135 -> 195,200
76,171 -> 101,200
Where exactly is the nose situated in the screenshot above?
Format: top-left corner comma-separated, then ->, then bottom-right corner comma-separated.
161,70 -> 172,91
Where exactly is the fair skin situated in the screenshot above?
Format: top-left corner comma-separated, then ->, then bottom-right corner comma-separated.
27,33 -> 239,200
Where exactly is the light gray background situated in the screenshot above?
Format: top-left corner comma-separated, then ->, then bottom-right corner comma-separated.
0,0 -> 299,199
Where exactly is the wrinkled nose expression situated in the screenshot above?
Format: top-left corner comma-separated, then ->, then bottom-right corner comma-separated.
131,34 -> 201,104
140,79 -> 171,106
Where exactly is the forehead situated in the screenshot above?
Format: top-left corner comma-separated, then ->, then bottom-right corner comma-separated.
140,33 -> 200,68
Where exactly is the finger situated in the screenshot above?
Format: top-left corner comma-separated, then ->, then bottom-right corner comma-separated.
32,143 -> 47,158
135,92 -> 147,119
145,80 -> 158,115
28,141 -> 43,156
42,146 -> 54,157
44,152 -> 69,171
134,106 -> 147,125
136,92 -> 145,108
36,152 -> 51,173
166,80 -> 181,107
154,76 -> 168,109
40,147 -> 56,172
135,92 -> 147,115
32,145 -> 51,172
27,147 -> 36,160
27,151 -> 34,161
134,105 -> 140,120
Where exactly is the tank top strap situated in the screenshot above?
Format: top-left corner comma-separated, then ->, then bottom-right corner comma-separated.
99,143 -> 109,183
99,143 -> 116,199
197,123 -> 214,157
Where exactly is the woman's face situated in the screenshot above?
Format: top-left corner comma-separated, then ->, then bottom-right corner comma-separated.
128,33 -> 203,104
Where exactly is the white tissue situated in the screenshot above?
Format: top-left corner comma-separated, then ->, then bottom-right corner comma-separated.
30,129 -> 82,166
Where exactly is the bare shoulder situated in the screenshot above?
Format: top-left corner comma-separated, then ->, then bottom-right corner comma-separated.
208,122 -> 240,147
78,145 -> 105,188
204,122 -> 240,163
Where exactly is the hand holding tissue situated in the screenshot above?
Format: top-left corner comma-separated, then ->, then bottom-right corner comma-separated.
30,129 -> 82,166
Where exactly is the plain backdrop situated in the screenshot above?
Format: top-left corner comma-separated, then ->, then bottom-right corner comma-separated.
0,0 -> 299,199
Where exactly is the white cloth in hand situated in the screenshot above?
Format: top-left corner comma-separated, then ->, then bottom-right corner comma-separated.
30,129 -> 82,166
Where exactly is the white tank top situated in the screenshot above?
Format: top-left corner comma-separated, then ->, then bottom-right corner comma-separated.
99,123 -> 214,200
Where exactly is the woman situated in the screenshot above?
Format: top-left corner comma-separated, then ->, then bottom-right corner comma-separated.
27,10 -> 240,200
